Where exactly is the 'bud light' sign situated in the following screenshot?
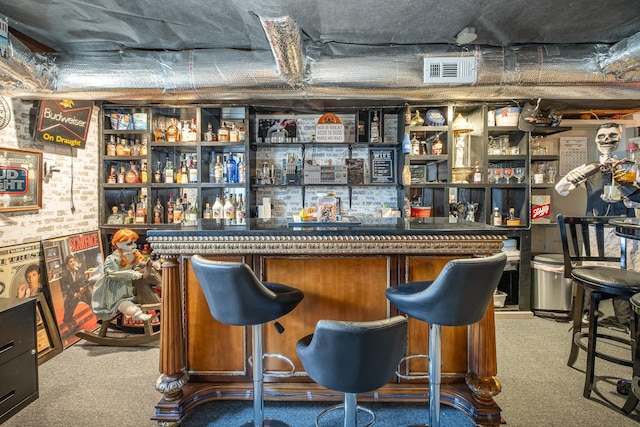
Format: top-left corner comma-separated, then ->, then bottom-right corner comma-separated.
0,166 -> 28,194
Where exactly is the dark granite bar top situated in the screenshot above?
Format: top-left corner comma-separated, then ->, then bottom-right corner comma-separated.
147,217 -> 512,238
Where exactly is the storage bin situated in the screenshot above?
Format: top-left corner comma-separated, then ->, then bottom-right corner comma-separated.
531,253 -> 573,312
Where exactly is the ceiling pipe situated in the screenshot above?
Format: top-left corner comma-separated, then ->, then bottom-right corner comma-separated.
258,15 -> 309,88
599,30 -> 640,78
0,32 -> 54,92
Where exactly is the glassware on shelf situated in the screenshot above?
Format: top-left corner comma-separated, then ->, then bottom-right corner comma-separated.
533,161 -> 546,183
546,165 -> 557,183
513,167 -> 526,183
503,167 -> 514,183
531,136 -> 547,155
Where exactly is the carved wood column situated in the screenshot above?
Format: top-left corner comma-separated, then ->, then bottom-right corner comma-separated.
155,255 -> 187,401
465,304 -> 501,405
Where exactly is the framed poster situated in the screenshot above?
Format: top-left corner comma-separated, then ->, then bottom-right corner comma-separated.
43,231 -> 103,348
369,148 -> 396,184
35,293 -> 63,364
0,147 -> 43,212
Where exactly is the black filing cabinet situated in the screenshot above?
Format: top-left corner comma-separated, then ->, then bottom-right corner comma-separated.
0,298 -> 38,424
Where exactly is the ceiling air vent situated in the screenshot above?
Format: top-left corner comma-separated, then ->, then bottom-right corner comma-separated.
423,56 -> 477,84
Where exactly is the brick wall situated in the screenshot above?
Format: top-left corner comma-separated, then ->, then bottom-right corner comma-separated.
1,98 -> 100,246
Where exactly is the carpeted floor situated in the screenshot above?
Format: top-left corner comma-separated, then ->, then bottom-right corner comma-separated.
3,308 -> 640,427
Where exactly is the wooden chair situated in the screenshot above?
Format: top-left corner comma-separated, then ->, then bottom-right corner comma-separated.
557,214 -> 640,398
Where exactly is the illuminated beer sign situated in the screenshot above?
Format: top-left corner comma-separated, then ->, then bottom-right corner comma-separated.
0,166 -> 28,194
34,100 -> 93,149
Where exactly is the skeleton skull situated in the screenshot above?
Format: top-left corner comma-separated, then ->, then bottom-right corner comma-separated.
595,123 -> 622,156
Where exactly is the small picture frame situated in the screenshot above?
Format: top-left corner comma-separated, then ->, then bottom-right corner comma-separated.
409,165 -> 427,184
34,293 -> 63,364
369,149 -> 396,184
0,147 -> 43,212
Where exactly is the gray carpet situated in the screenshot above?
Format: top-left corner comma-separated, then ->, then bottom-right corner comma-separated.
4,309 -> 640,427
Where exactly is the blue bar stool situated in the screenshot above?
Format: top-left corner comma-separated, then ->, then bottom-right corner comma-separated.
385,253 -> 506,427
296,316 -> 408,427
191,256 -> 304,427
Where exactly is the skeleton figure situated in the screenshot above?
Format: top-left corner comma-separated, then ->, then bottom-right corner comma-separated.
555,123 -> 632,216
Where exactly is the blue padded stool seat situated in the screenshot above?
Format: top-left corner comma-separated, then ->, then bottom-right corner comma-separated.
385,252 -> 507,427
297,316 -> 408,427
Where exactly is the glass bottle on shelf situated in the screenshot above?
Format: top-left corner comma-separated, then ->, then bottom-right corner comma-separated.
107,206 -> 123,224
139,136 -> 148,156
237,154 -> 245,184
235,194 -> 245,225
166,193 -> 175,223
164,159 -> 175,184
203,203 -> 213,219
188,157 -> 198,183
155,121 -> 167,142
229,124 -> 240,142
180,159 -> 189,184
131,139 -> 140,156
125,163 -> 139,183
122,139 -> 132,156
154,161 -> 162,183
107,165 -> 117,184
431,136 -> 443,155
212,194 -> 223,220
116,138 -> 126,156
491,207 -> 503,226
226,153 -> 237,183
173,198 -> 183,224
166,118 -> 179,142
473,161 -> 482,183
117,166 -> 126,184
106,136 -> 117,156
153,198 -> 164,224
214,155 -> 224,183
370,111 -> 380,143
189,118 -> 198,142
189,202 -> 198,222
218,122 -> 230,142
205,123 -> 213,142
140,161 -> 148,183
135,195 -> 147,224
181,120 -> 191,142
223,194 -> 234,224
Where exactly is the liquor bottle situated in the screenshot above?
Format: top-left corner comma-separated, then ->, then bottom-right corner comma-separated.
223,194 -> 234,224
217,121 -> 230,142
166,118 -> 179,142
155,121 -> 167,142
189,118 -> 198,142
107,205 -> 123,224
208,153 -> 216,182
189,202 -> 198,222
180,159 -> 189,184
153,198 -> 164,224
238,122 -> 246,142
188,157 -> 198,183
106,136 -> 117,156
203,202 -> 213,219
235,194 -> 245,225
164,160 -> 175,184
229,123 -> 240,142
117,166 -> 126,184
370,111 -> 380,143
125,162 -> 140,183
166,193 -> 175,223
154,161 -> 162,183
140,161 -> 148,183
205,122 -> 213,142
237,154 -> 245,184
214,155 -> 224,183
473,161 -> 482,183
135,195 -> 147,224
141,244 -> 152,259
130,138 -> 140,156
491,207 -> 503,226
107,165 -> 117,184
212,194 -> 223,220
181,120 -> 191,142
116,137 -> 126,156
122,138 -> 131,156
431,136 -> 443,155
173,198 -> 183,224
226,153 -> 237,184
139,136 -> 148,156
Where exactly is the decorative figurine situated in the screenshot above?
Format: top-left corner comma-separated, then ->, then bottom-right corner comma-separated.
91,228 -> 152,322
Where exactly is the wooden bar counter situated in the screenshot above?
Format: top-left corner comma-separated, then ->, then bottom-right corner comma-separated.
147,218 -> 508,426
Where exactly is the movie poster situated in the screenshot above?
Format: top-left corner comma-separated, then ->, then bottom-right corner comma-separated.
43,231 -> 103,348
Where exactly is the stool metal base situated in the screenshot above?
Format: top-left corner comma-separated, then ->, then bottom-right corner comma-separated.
315,402 -> 375,427
240,419 -> 290,427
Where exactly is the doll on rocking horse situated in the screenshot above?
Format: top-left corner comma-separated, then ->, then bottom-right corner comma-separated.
77,228 -> 161,346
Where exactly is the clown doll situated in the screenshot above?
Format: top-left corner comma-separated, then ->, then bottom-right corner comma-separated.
91,228 -> 152,322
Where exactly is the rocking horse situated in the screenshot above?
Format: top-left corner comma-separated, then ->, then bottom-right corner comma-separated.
77,258 -> 162,346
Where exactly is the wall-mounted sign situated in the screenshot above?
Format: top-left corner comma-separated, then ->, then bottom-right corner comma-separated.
369,149 -> 396,184
34,100 -> 93,149
0,147 -> 43,212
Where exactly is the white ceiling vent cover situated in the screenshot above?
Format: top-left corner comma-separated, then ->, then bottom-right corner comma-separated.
423,56 -> 477,84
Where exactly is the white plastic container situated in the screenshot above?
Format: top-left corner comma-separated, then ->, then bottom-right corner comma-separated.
494,107 -> 521,126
